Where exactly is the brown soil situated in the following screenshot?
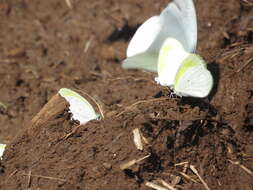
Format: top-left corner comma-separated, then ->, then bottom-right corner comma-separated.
0,0 -> 253,189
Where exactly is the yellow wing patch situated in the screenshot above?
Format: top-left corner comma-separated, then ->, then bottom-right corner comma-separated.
175,54 -> 206,85
158,38 -> 185,74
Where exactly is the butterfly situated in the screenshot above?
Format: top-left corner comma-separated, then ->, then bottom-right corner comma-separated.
123,0 -> 197,72
122,0 -> 213,97
156,38 -> 213,97
59,88 -> 100,124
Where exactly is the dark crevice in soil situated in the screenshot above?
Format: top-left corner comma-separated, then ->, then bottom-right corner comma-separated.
106,23 -> 140,42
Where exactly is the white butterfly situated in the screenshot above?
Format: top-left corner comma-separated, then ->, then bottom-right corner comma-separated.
156,37 -> 213,97
122,0 -> 213,97
0,144 -> 6,159
122,0 -> 197,72
59,88 -> 100,124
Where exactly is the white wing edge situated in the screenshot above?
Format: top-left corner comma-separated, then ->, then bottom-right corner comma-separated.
174,65 -> 213,98
127,16 -> 162,57
122,52 -> 158,72
160,0 -> 197,53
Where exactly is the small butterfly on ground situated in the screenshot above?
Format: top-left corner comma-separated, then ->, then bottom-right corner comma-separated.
59,88 -> 100,124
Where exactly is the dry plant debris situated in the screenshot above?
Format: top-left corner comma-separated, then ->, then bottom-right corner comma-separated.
116,97 -> 168,117
119,154 -> 150,170
133,128 -> 144,151
145,181 -> 170,190
158,180 -> 178,190
190,165 -> 210,190
21,173 -> 67,182
228,159 -> 253,176
65,0 -> 72,9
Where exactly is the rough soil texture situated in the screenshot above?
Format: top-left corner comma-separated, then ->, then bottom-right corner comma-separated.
0,0 -> 253,189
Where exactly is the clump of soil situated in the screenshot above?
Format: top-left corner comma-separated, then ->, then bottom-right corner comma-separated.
0,0 -> 252,189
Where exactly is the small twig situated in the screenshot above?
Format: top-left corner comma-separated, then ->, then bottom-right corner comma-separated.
61,124 -> 81,140
27,171 -> 32,188
133,128 -> 143,151
0,59 -> 17,64
145,181 -> 169,190
89,71 -> 107,79
65,0 -> 72,9
158,180 -> 178,190
149,116 -> 205,121
171,175 -> 181,187
217,48 -> 243,62
183,162 -> 189,173
190,165 -> 210,190
111,132 -> 124,145
116,97 -> 168,117
103,9 -> 123,26
241,0 -> 253,6
84,37 -> 93,53
220,28 -> 230,39
120,154 -> 150,170
141,133 -> 149,145
174,162 -> 198,183
107,76 -> 154,83
178,172 -> 198,183
174,162 -> 189,167
21,173 -> 67,182
5,169 -> 18,183
236,57 -> 253,73
228,159 -> 253,176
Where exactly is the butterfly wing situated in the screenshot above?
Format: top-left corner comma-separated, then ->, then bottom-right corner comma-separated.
126,16 -> 162,57
156,38 -> 189,86
122,52 -> 158,72
66,97 -> 99,124
159,0 -> 197,53
0,144 -> 6,159
174,55 -> 213,97
59,88 -> 99,124
124,0 -> 197,72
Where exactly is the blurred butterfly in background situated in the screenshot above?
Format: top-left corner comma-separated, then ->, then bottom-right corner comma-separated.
122,0 -> 213,98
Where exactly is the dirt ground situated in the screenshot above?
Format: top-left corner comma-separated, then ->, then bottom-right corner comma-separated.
0,0 -> 253,189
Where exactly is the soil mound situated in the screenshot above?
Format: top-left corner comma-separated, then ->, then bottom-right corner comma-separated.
0,0 -> 252,189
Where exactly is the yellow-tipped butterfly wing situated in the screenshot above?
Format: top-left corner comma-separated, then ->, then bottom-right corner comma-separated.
59,88 -> 100,124
173,54 -> 213,97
